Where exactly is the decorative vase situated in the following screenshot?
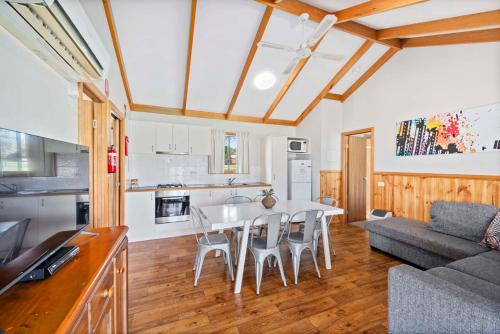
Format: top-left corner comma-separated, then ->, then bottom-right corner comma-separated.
262,195 -> 276,209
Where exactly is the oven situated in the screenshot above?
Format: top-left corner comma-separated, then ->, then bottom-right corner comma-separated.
155,190 -> 190,224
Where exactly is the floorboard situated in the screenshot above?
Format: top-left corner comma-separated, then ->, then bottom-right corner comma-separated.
128,223 -> 402,333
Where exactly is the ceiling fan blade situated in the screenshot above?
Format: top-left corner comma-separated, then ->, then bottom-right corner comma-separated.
312,51 -> 344,62
305,14 -> 337,47
283,57 -> 300,75
258,41 -> 296,53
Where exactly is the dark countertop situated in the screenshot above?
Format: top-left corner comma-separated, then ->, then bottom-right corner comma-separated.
126,182 -> 271,193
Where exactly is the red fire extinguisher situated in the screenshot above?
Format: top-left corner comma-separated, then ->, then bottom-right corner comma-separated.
108,145 -> 117,173
125,136 -> 129,156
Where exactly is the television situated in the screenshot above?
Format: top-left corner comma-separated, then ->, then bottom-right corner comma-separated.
0,128 -> 89,295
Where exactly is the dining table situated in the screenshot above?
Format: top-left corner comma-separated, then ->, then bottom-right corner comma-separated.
199,200 -> 344,293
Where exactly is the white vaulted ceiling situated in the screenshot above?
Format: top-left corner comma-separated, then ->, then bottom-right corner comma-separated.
91,0 -> 500,124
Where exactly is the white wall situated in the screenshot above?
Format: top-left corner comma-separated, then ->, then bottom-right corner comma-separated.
342,42 -> 500,175
0,25 -> 78,143
296,100 -> 343,199
127,111 -> 296,186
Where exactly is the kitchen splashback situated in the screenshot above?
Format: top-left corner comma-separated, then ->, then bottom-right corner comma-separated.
127,154 -> 261,187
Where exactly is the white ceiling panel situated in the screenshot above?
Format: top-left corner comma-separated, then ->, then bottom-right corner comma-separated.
231,9 -> 318,117
270,29 -> 365,121
111,0 -> 191,108
299,0 -> 366,12
330,43 -> 389,95
356,0 -> 500,30
186,0 -> 265,113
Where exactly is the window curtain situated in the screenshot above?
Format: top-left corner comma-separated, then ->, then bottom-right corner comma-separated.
209,129 -> 225,174
237,132 -> 250,174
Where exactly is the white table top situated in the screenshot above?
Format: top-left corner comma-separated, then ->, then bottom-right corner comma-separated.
199,200 -> 344,230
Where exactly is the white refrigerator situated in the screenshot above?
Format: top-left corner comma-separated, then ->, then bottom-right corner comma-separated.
288,160 -> 312,200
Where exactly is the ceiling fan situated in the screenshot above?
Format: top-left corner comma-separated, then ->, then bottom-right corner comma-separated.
258,13 -> 344,75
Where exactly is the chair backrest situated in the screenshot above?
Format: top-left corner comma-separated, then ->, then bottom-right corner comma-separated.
315,196 -> 338,208
251,212 -> 289,249
190,206 -> 211,245
288,210 -> 324,243
225,195 -> 252,204
0,219 -> 31,264
253,194 -> 280,202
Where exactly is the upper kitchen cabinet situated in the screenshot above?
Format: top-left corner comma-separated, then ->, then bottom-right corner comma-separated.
155,123 -> 173,153
129,121 -> 156,154
188,126 -> 211,155
172,125 -> 189,154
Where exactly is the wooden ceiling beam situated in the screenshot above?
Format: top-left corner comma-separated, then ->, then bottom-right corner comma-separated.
182,0 -> 197,115
256,0 -> 401,49
378,10 -> 500,40
324,93 -> 343,101
341,48 -> 398,101
294,40 -> 374,125
263,36 -> 324,122
103,0 -> 133,107
225,6 -> 273,118
334,0 -> 428,24
402,28 -> 500,48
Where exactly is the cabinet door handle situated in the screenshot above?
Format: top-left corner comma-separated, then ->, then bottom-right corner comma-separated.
169,144 -> 172,151
152,145 -> 154,153
102,287 -> 113,298
41,199 -> 45,207
190,147 -> 192,154
174,144 -> 177,151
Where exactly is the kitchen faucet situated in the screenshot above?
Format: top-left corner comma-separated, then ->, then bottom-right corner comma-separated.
226,177 -> 237,185
0,183 -> 18,193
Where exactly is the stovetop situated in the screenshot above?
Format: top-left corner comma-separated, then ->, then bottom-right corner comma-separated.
157,183 -> 185,189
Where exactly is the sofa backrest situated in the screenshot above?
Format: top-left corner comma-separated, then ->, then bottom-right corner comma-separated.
430,201 -> 498,242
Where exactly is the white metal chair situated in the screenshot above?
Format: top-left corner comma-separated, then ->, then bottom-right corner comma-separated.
225,195 -> 259,265
300,196 -> 338,257
248,212 -> 290,294
191,206 -> 234,286
283,210 -> 324,284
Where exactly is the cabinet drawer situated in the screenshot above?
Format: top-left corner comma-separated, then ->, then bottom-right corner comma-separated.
89,263 -> 114,329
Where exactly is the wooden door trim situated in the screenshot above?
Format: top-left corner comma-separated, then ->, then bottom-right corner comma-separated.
341,127 -> 375,223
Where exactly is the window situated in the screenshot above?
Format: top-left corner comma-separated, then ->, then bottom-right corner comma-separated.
224,132 -> 238,174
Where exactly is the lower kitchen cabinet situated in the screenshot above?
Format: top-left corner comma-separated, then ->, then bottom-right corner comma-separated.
125,191 -> 155,241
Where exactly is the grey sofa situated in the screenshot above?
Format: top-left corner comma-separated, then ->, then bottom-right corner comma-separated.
365,201 -> 500,334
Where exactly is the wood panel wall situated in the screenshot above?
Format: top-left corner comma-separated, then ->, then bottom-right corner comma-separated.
319,170 -> 343,222
372,172 -> 500,222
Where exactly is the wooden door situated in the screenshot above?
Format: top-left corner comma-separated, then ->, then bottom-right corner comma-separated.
347,136 -> 367,222
108,115 -> 121,226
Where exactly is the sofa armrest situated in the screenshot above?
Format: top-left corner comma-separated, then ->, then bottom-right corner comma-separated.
388,264 -> 500,334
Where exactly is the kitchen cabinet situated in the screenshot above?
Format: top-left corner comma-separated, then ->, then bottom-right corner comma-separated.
265,136 -> 288,200
155,123 -> 173,153
189,189 -> 213,207
172,125 -> 189,154
188,126 -> 211,155
129,121 -> 156,154
125,191 -> 155,241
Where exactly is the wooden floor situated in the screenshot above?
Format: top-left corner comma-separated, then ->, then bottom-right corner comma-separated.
128,223 -> 402,333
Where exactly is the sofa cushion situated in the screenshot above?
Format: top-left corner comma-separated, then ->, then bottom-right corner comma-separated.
481,211 -> 500,251
446,255 -> 500,285
365,217 -> 489,260
429,201 -> 497,242
478,250 -> 500,262
427,267 -> 500,303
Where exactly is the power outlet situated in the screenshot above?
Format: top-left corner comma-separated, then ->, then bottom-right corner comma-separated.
377,181 -> 385,187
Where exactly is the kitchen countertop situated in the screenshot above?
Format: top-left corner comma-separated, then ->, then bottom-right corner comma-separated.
126,182 -> 272,192
0,189 -> 89,198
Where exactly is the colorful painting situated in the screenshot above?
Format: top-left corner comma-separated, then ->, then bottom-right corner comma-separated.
396,103 -> 500,156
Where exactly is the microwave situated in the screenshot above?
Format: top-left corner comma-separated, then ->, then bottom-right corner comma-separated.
288,138 -> 308,153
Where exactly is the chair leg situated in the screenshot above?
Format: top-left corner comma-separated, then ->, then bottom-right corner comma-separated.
255,259 -> 264,294
194,248 -> 208,287
328,230 -> 336,257
310,246 -> 321,279
234,232 -> 241,266
275,253 -> 287,287
193,246 -> 199,270
224,246 -> 234,281
292,251 -> 301,285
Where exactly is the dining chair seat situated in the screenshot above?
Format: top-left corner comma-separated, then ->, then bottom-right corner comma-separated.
199,234 -> 230,245
284,232 -> 307,243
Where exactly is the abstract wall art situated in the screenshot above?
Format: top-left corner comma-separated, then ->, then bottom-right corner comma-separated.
396,103 -> 500,156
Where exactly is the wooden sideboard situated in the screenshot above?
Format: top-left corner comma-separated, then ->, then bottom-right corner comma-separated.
0,226 -> 128,333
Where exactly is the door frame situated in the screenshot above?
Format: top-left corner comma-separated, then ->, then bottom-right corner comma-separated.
341,127 -> 374,223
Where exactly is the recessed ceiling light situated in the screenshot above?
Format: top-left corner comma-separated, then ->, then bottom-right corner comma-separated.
351,66 -> 361,76
254,71 -> 276,90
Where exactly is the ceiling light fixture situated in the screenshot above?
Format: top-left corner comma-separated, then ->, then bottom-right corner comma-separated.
254,71 -> 276,90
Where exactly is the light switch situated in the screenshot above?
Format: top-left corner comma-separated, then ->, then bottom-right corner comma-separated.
377,181 -> 385,187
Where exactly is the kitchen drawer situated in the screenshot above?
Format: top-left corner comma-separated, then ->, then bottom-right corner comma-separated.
89,262 -> 114,330
70,304 -> 89,334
